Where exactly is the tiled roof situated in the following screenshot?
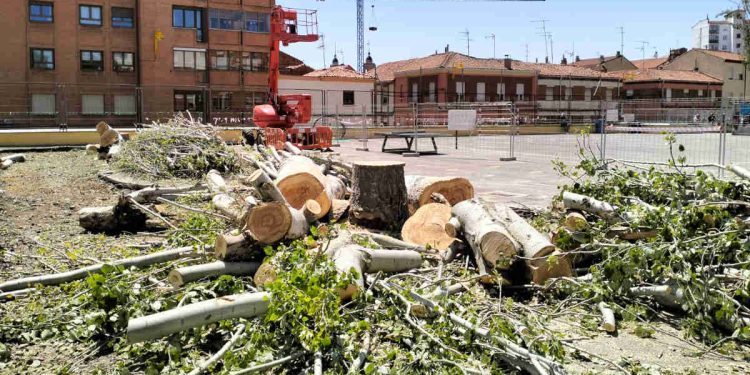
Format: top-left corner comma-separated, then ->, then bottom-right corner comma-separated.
571,56 -> 617,68
512,61 -> 621,79
367,52 -> 513,81
697,49 -> 744,62
304,64 -> 374,80
631,57 -> 669,70
620,69 -> 722,84
280,51 -> 314,76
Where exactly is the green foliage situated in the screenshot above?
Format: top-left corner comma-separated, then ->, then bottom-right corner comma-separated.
167,213 -> 226,248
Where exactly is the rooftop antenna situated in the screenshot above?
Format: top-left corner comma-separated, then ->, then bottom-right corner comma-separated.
318,34 -> 326,69
619,26 -> 625,57
532,19 -> 550,62
636,40 -> 649,69
485,33 -> 496,58
459,29 -> 473,55
525,42 -> 529,62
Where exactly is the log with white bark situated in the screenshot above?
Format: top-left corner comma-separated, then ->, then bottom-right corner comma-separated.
728,164 -> 750,182
0,246 -> 200,292
563,211 -> 588,231
330,199 -> 350,222
405,176 -> 474,215
129,185 -> 206,204
284,141 -> 302,155
168,261 -> 260,288
206,170 -> 230,194
562,191 -> 617,219
598,302 -> 616,333
245,169 -> 287,204
127,292 -> 270,343
0,154 -> 26,170
212,194 -> 249,225
448,199 -> 518,270
269,146 -> 284,165
350,161 -> 408,229
275,156 -> 331,219
285,201 -> 319,240
354,232 -> 428,253
330,245 -> 424,300
401,203 -> 456,252
325,175 -> 347,200
215,231 -> 258,260
629,284 -> 684,309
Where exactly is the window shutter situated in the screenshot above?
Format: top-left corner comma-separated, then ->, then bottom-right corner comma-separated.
31,94 -> 55,114
114,95 -> 136,114
82,95 -> 104,114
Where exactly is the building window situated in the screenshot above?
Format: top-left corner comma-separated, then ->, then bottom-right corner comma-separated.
112,7 -> 134,28
343,91 -> 355,105
428,82 -> 436,102
114,95 -> 136,115
31,94 -> 55,114
211,50 -> 241,71
456,82 -> 465,101
30,48 -> 54,70
245,92 -> 266,110
241,52 -> 268,72
81,95 -> 104,115
245,12 -> 270,33
174,91 -> 203,112
80,50 -> 103,71
476,82 -> 486,102
411,83 -> 418,103
29,2 -> 53,23
498,83 -> 506,101
173,7 -> 205,42
174,48 -> 206,70
212,92 -> 232,111
79,5 -> 102,26
209,9 -> 243,30
516,83 -> 525,101
113,52 -> 135,72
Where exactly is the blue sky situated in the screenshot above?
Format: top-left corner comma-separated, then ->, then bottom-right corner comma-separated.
279,0 -> 737,69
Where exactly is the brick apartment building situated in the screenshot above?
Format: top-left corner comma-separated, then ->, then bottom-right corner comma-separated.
0,0 -> 276,127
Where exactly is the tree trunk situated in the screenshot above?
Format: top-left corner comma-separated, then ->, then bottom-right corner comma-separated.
206,170 -> 230,194
286,203 -> 316,240
215,231 -> 258,260
253,262 -> 277,288
245,202 -> 292,244
302,200 -> 322,223
728,164 -> 750,181
333,245 -> 423,300
79,206 -> 119,232
325,175 -> 347,200
401,203 -> 456,252
245,169 -> 287,204
562,191 -> 616,219
526,249 -> 573,285
0,246 -> 199,292
449,199 -> 518,270
330,199 -> 350,222
275,156 -> 331,219
212,194 -> 248,224
0,154 -> 26,170
127,292 -> 270,343
284,141 -> 302,155
168,261 -> 260,288
405,176 -> 474,215
563,211 -> 588,231
350,161 -> 408,229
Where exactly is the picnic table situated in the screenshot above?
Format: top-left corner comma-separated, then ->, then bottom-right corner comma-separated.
374,131 -> 447,155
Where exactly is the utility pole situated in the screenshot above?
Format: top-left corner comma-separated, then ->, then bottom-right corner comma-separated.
459,29 -> 472,55
485,33 -> 496,58
619,26 -> 625,54
318,34 -> 326,68
525,43 -> 529,62
532,20 -> 550,62
637,40 -> 649,69
550,35 -> 554,64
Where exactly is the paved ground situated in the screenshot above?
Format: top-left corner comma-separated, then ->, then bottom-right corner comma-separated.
336,132 -> 750,208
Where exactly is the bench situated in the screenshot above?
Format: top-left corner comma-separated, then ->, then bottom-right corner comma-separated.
374,131 -> 447,155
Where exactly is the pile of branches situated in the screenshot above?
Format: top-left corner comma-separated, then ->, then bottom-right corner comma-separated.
112,114 -> 237,179
544,135 -> 750,345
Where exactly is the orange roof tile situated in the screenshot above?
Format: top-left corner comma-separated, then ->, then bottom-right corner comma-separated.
304,64 -> 374,80
697,49 -> 744,62
620,69 -> 722,84
631,57 -> 669,70
571,55 -> 618,68
512,61 -> 621,80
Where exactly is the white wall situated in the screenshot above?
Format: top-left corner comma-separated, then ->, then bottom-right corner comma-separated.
279,77 -> 374,123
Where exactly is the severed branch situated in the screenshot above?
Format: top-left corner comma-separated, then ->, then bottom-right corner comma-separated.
230,351 -> 304,375
187,324 -> 246,375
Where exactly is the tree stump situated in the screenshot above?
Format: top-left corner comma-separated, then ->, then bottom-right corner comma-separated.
350,161 -> 408,229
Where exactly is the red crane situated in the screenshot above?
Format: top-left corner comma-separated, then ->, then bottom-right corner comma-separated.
253,6 -> 332,150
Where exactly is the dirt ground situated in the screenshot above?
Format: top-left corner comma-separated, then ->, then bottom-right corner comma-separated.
0,150 -> 748,374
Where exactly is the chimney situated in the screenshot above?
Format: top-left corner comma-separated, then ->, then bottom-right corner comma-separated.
561,57 -> 568,65
575,55 -> 580,62
445,44 -> 449,53
616,51 -> 621,57
599,55 -> 605,62
545,56 -> 549,64
504,56 -> 512,70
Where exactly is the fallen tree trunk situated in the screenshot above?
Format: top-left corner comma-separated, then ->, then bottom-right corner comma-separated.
168,261 -> 260,288
402,203 -> 456,252
1,154 -> 26,170
330,199 -> 350,222
405,176 -> 474,215
215,231 -> 258,260
728,164 -> 750,182
325,175 -> 347,200
284,141 -> 302,156
350,161 -> 408,229
562,191 -> 616,219
0,246 -> 200,292
206,170 -> 230,194
79,206 -> 119,232
245,169 -> 287,204
330,245 -> 424,300
598,302 -> 616,333
212,194 -> 250,225
275,155 -> 331,219
448,199 -> 518,270
246,202 -> 292,244
563,211 -> 588,231
127,292 -> 271,343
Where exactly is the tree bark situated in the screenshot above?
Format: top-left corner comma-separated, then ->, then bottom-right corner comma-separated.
563,211 -> 588,231
325,175 -> 347,200
0,246 -> 199,292
401,203 -> 456,251
168,261 -> 260,288
0,154 -> 26,170
78,206 -> 119,232
275,156 -> 331,219
206,170 -> 230,195
350,161 -> 408,229
562,191 -> 616,219
212,194 -> 248,224
728,164 -> 750,181
330,199 -> 350,222
215,231 -> 258,260
284,141 -> 302,155
449,199 -> 518,270
332,245 -> 424,300
127,292 -> 270,343
405,176 -> 474,215
245,169 -> 287,204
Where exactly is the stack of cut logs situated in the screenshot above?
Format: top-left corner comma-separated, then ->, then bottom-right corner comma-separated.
86,121 -> 123,160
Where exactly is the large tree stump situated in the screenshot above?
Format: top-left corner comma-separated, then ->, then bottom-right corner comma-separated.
275,156 -> 331,219
402,203 -> 456,252
350,161 -> 408,229
405,176 -> 474,215
447,199 -> 518,270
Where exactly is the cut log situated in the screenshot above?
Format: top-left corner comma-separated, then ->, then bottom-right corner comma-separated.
405,176 -> 474,215
206,170 -> 230,194
246,169 -> 287,204
246,202 -> 292,244
492,204 -> 555,259
0,246 -> 199,292
127,292 -> 270,343
526,250 -> 573,285
286,204 -> 312,240
302,200 -> 322,223
728,164 -> 750,182
1,154 -> 26,163
78,206 -> 118,232
212,194 -> 248,224
284,141 -> 302,155
350,161 -> 408,229
563,211 -> 588,231
333,245 -> 424,300
401,203 -> 456,251
269,146 -> 284,165
253,262 -> 277,288
449,200 -> 518,270
325,175 -> 347,200
275,156 -> 331,219
330,199 -> 350,222
215,231 -> 257,260
562,191 -> 616,219
168,261 -> 260,288
598,302 -> 616,333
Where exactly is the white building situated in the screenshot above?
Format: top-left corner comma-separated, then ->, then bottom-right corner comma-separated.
279,64 -> 375,126
692,10 -> 746,53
